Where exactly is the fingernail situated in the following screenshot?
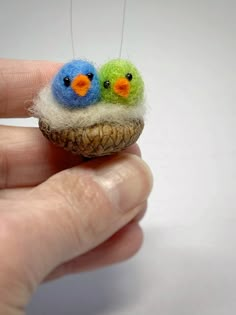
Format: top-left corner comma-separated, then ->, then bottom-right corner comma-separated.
95,154 -> 153,212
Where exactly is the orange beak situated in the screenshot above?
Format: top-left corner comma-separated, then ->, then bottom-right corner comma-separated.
71,74 -> 91,97
113,78 -> 130,98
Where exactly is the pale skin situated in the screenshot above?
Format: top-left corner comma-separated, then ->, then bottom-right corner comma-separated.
0,59 -> 153,314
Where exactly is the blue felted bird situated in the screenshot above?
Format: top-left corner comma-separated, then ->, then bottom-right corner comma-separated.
52,60 -> 100,108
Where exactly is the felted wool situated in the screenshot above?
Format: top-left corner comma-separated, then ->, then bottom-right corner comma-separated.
52,60 -> 100,108
99,59 -> 144,106
31,86 -> 145,130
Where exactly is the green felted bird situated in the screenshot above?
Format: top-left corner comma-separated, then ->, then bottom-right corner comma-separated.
99,59 -> 144,106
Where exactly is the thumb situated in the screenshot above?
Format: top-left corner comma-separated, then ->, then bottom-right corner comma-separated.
0,154 -> 152,310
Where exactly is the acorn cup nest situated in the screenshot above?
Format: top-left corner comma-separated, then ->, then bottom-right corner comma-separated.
39,118 -> 144,158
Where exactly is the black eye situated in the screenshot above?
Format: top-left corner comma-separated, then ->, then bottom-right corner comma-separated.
63,76 -> 71,87
126,73 -> 133,81
103,80 -> 110,89
87,73 -> 94,81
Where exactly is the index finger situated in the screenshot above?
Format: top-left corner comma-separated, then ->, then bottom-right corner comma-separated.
0,59 -> 62,118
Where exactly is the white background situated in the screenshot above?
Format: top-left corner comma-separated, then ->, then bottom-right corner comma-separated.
0,0 -> 236,314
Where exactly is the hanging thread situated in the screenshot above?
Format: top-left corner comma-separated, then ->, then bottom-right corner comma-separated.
70,0 -> 127,59
119,0 -> 127,58
70,0 -> 75,59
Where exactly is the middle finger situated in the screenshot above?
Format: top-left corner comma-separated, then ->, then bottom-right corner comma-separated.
0,125 -> 141,188
0,125 -> 83,188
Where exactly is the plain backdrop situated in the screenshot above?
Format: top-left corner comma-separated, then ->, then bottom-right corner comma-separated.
0,0 -> 236,314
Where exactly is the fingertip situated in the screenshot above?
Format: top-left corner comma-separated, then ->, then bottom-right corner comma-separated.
0,59 -> 63,118
93,153 -> 153,213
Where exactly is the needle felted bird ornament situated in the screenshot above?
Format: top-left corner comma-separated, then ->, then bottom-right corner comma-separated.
51,60 -> 100,108
92,59 -> 146,155
99,59 -> 144,106
32,59 -> 146,158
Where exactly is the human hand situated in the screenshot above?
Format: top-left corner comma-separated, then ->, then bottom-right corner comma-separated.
0,59 -> 153,314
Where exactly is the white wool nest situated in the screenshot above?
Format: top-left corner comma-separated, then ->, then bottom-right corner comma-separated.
31,86 -> 146,130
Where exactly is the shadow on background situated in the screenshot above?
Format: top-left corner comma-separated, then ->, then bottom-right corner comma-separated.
27,247 -> 144,315
28,223 -> 236,315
